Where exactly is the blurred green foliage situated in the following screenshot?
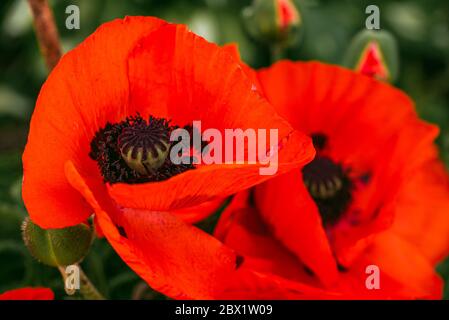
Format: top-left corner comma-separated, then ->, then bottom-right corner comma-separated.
0,0 -> 448,299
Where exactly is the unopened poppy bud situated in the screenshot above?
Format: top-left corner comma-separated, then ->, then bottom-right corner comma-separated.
242,0 -> 301,47
22,218 -> 93,267
343,29 -> 399,82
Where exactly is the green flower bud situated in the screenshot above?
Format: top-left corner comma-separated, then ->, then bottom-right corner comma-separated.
22,218 -> 93,267
242,0 -> 302,47
343,29 -> 399,83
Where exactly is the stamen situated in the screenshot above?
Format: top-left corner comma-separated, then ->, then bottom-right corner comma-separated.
89,114 -> 195,184
302,155 -> 352,225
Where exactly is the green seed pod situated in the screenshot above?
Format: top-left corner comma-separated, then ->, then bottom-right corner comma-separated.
22,218 -> 93,267
120,141 -> 170,175
343,29 -> 399,83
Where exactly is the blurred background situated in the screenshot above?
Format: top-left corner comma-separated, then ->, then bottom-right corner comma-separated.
0,0 -> 448,299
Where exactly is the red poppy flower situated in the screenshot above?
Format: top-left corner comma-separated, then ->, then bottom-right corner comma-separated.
214,61 -> 449,299
22,17 -> 314,299
0,288 -> 54,300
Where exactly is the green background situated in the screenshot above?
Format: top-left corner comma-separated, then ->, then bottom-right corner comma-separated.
0,0 -> 448,299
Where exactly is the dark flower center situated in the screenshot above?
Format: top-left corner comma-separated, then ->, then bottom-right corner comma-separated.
302,134 -> 352,225
89,114 -> 194,184
311,133 -> 327,151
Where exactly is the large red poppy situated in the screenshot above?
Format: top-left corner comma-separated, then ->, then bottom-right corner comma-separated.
22,17 -> 315,299
0,288 -> 54,300
214,61 -> 449,299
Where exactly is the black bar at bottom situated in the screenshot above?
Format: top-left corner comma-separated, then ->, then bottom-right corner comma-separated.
0,300 -> 446,319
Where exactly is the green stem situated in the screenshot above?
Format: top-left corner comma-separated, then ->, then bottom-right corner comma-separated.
79,266 -> 105,300
270,43 -> 285,63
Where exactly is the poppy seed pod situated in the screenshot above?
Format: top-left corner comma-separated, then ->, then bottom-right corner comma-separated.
242,0 -> 302,47
22,218 -> 93,267
116,116 -> 172,175
343,29 -> 399,82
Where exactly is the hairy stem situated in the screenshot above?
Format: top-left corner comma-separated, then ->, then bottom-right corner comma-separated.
27,0 -> 62,71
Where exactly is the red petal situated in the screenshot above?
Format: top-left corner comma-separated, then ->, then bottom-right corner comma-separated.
0,288 -> 54,300
215,191 -> 319,285
337,232 -> 443,299
392,159 -> 449,264
65,161 -> 239,299
173,197 -> 227,224
218,269 -> 342,300
254,171 -> 338,286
